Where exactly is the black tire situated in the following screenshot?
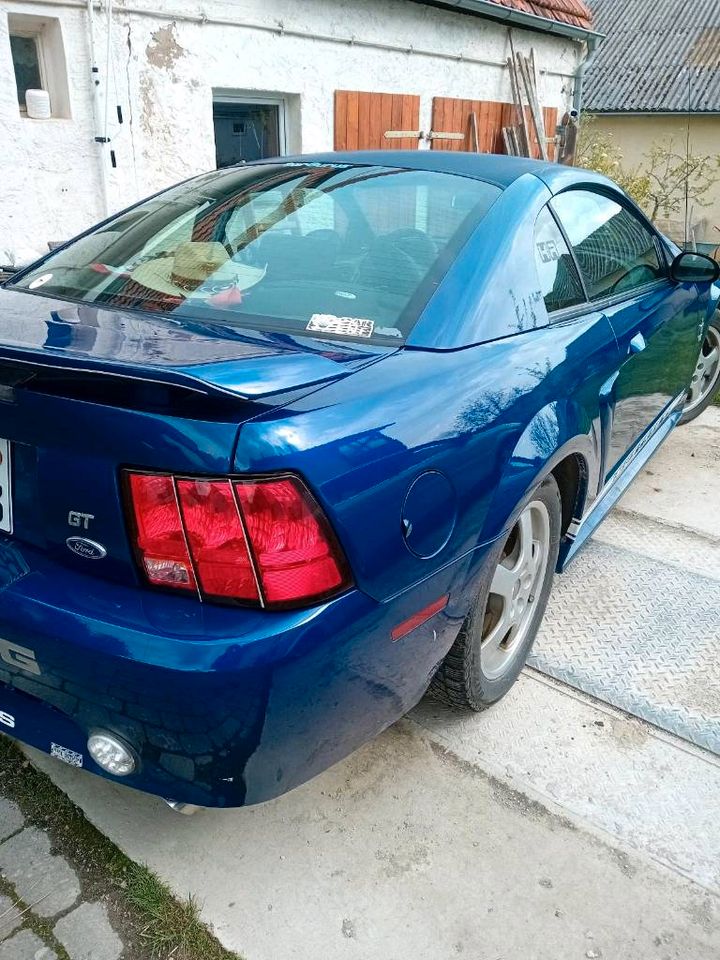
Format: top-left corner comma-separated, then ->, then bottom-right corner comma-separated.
430,474 -> 562,711
679,314 -> 720,425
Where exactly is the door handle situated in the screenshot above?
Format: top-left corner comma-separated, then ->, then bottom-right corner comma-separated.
629,332 -> 646,355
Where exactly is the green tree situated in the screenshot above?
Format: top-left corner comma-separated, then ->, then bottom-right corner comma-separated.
575,117 -> 651,208
576,117 -> 719,232
640,141 -> 718,222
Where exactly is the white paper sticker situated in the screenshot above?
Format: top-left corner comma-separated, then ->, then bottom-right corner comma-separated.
28,273 -> 53,289
51,742 -> 84,768
307,314 -> 374,338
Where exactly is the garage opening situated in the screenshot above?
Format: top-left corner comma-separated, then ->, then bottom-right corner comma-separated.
213,97 -> 283,168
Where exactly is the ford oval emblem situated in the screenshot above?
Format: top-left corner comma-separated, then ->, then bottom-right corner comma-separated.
66,537 -> 107,560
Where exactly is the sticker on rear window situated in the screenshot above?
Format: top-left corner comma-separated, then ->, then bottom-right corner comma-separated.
307,314 -> 375,338
536,240 -> 561,263
28,273 -> 53,289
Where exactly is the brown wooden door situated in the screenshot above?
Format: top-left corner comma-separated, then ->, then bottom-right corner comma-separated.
430,97 -> 558,159
334,91 -> 421,151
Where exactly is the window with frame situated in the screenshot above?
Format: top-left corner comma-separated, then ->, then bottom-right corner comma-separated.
534,206 -> 586,315
551,190 -> 664,302
6,13 -> 71,119
10,33 -> 42,111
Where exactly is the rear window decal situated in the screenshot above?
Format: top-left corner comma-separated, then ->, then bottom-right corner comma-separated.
307,314 -> 375,338
536,240 -> 561,263
28,273 -> 53,289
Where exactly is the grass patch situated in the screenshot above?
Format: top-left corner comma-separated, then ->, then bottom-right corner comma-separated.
124,865 -> 222,958
0,736 -> 242,960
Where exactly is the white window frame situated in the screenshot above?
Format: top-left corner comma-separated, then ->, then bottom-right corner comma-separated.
9,28 -> 47,115
212,93 -> 289,156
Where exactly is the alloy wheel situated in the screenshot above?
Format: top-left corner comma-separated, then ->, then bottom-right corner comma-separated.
685,325 -> 720,415
480,500 -> 551,680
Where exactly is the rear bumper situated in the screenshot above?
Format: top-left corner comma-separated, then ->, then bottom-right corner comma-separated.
0,536 -> 476,807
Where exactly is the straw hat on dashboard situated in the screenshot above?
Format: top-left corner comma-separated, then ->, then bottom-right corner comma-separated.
130,241 -> 265,298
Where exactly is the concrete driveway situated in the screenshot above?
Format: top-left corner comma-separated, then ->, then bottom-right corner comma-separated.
31,409 -> 720,960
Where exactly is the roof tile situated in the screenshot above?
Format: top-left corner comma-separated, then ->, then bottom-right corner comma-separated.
488,0 -> 593,30
585,0 -> 720,113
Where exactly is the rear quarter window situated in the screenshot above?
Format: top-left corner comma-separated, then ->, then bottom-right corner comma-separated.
534,206 -> 586,316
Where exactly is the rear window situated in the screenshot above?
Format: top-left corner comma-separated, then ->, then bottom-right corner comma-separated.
10,163 -> 501,343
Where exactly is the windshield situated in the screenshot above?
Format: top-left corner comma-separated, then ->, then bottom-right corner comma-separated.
9,163 -> 501,343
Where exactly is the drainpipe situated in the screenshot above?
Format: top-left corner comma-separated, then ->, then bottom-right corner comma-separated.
85,0 -> 110,216
572,34 -> 601,116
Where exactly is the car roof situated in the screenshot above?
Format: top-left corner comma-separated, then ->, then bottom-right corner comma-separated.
261,151 -> 566,189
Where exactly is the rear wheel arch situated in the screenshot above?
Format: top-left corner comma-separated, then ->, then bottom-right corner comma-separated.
551,452 -> 590,539
481,399 -> 597,549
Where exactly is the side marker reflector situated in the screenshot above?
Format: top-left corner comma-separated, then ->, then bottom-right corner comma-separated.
391,594 -> 448,642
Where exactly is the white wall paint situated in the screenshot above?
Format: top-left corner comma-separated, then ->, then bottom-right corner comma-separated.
0,0 -> 582,266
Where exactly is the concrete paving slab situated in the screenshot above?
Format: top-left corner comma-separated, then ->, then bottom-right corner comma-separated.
619,406 -> 720,536
53,903 -> 123,960
412,671 -> 720,892
0,894 -> 23,942
0,828 -> 80,919
0,929 -> 57,959
0,798 -> 23,841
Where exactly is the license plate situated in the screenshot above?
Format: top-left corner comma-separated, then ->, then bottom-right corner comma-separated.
0,439 -> 12,534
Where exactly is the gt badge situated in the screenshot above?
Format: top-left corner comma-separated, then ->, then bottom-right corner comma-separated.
68,511 -> 94,529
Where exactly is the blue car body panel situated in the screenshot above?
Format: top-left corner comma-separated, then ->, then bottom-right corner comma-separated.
0,289 -> 394,398
0,152 -> 713,806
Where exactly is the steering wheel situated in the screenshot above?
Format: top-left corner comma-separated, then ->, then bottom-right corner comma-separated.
605,263 -> 659,296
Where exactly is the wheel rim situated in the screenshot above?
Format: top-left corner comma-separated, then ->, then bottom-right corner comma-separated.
685,324 -> 720,414
480,500 -> 551,681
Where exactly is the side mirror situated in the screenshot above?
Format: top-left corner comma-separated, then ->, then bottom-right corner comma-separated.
670,251 -> 720,284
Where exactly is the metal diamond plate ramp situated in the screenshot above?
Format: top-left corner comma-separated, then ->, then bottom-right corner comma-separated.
529,515 -> 720,755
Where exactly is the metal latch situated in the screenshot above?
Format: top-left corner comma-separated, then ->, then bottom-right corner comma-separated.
426,131 -> 465,141
384,130 -> 424,140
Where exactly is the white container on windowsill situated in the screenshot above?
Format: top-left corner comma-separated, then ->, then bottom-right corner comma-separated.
25,88 -> 51,120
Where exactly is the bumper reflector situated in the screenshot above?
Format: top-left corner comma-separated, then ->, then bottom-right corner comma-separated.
391,594 -> 449,641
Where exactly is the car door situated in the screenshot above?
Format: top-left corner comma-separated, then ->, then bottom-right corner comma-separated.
551,189 -> 700,481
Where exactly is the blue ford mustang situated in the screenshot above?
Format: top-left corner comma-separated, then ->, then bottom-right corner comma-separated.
0,153 -> 718,810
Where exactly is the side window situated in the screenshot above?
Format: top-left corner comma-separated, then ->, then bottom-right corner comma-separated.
551,190 -> 664,301
534,206 -> 586,315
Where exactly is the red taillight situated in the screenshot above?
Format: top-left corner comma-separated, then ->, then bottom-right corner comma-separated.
127,474 -> 196,591
235,478 -> 348,605
176,479 -> 258,602
125,472 -> 351,609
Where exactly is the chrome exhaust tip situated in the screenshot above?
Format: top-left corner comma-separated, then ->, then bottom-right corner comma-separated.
164,799 -> 203,815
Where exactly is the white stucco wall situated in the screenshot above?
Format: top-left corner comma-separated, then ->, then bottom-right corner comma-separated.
0,0 -> 583,266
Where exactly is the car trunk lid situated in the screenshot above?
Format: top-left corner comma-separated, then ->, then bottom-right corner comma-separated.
0,289 -> 394,588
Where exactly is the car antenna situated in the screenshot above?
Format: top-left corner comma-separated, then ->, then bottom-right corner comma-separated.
684,66 -> 692,250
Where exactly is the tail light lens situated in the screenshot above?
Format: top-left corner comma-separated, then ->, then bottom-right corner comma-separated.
234,478 -> 348,605
125,472 -> 351,609
127,474 -> 196,591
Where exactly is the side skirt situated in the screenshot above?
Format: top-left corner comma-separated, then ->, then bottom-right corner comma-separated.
557,394 -> 685,572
